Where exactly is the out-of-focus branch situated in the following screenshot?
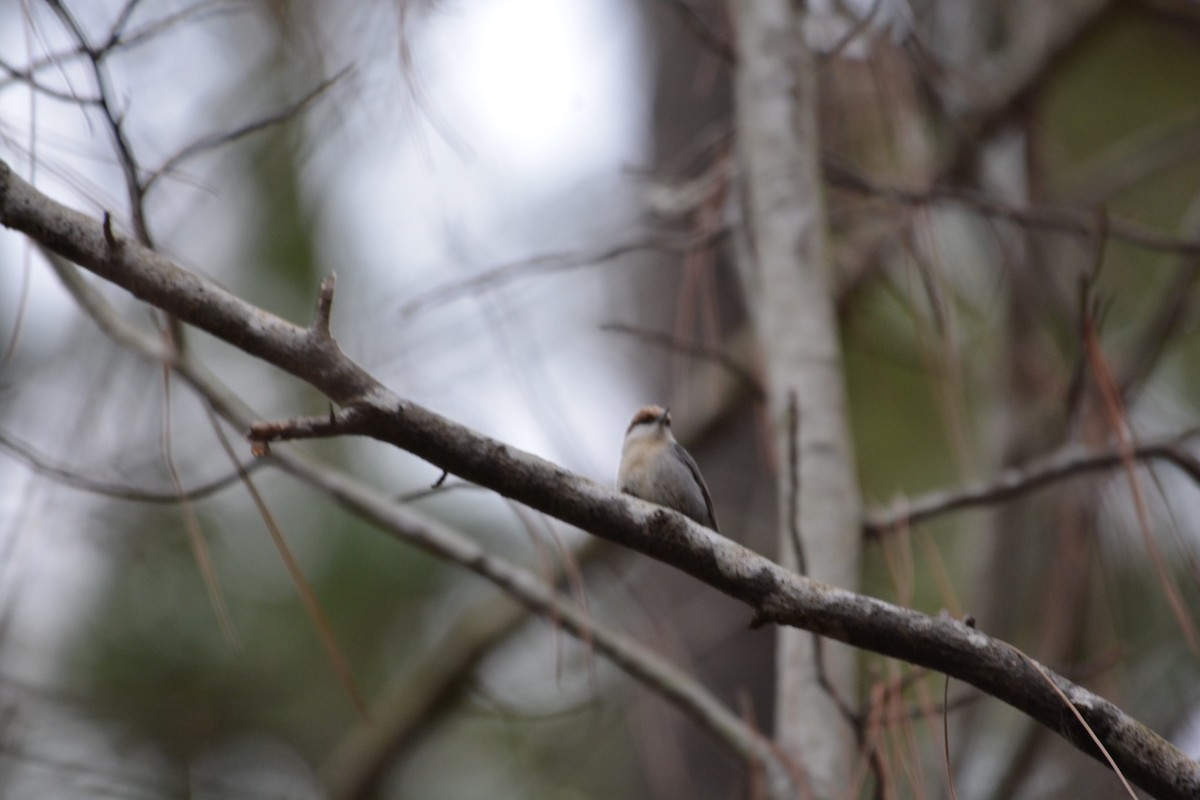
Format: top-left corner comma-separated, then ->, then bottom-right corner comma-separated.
3,161 -> 1199,799
396,230 -> 726,319
320,593 -> 533,800
0,426 -> 263,503
144,67 -> 352,196
1064,108 -> 1200,202
45,0 -> 152,244
832,0 -> 1115,305
864,431 -> 1200,535
659,0 -> 735,63
1114,201 -> 1200,397
600,322 -> 764,399
0,55 -> 101,103
827,160 -> 1200,257
941,0 -> 1115,178
0,2 -> 235,98
318,537 -> 615,800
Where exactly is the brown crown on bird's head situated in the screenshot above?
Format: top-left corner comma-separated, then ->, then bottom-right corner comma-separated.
626,404 -> 670,435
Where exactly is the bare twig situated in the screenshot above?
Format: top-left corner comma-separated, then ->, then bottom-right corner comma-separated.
0,426 -> 263,503
143,67 -> 352,196
1065,108 -> 1200,202
821,0 -> 883,60
1083,304 -> 1200,654
247,405 -> 374,443
942,673 -> 958,800
0,55 -> 101,103
827,0 -> 1117,309
1114,196 -> 1200,397
158,354 -> 238,646
101,1 -> 239,56
108,0 -> 148,40
940,0 -> 1114,179
864,431 -> 1200,535
660,0 -> 735,63
827,160 -> 1200,257
600,322 -> 764,398
1008,642 -> 1139,800
318,542 -> 615,800
0,3 -> 236,99
207,405 -> 368,715
785,391 -> 805,573
44,0 -> 152,244
397,230 -> 726,319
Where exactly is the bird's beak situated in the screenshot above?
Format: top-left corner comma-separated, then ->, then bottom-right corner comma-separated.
658,407 -> 671,425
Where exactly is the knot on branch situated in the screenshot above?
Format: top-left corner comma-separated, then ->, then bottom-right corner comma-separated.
748,610 -> 772,630
102,212 -> 124,264
310,272 -> 337,342
247,401 -> 375,450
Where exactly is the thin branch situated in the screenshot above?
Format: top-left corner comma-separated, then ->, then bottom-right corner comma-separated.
599,322 -> 764,399
659,0 -> 736,63
247,405 -> 373,444
44,248 -> 377,709
828,0 -> 1118,308
318,541 -> 615,800
1115,196 -> 1200,397
44,0 -> 151,244
143,66 -> 352,196
864,431 -> 1200,535
1083,302 -> 1200,654
0,3 -> 235,98
397,230 -> 727,319
1010,642 -> 1139,799
785,391 -> 806,576
821,0 -> 883,60
940,0 -> 1114,179
207,405 -> 368,716
102,1 -> 238,56
0,426 -> 263,503
107,0 -> 148,42
1116,256 -> 1198,397
2,161 -> 1197,800
158,361 -> 238,645
1065,108 -> 1200,203
0,55 -> 101,104
942,673 -> 958,800
826,160 -> 1200,257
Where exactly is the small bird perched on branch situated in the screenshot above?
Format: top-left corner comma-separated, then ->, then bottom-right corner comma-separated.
617,405 -> 719,532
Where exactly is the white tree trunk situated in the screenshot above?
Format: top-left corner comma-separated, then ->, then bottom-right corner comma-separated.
732,2 -> 862,796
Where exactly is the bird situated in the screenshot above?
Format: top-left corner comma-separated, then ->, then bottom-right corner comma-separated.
617,405 -> 719,531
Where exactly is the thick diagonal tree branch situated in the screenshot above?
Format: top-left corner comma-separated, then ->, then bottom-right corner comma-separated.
2,160 -> 1198,800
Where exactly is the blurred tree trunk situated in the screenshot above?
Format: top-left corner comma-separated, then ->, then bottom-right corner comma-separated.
732,3 -> 861,795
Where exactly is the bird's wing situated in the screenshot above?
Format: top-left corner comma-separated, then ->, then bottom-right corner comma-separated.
673,441 -> 719,532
